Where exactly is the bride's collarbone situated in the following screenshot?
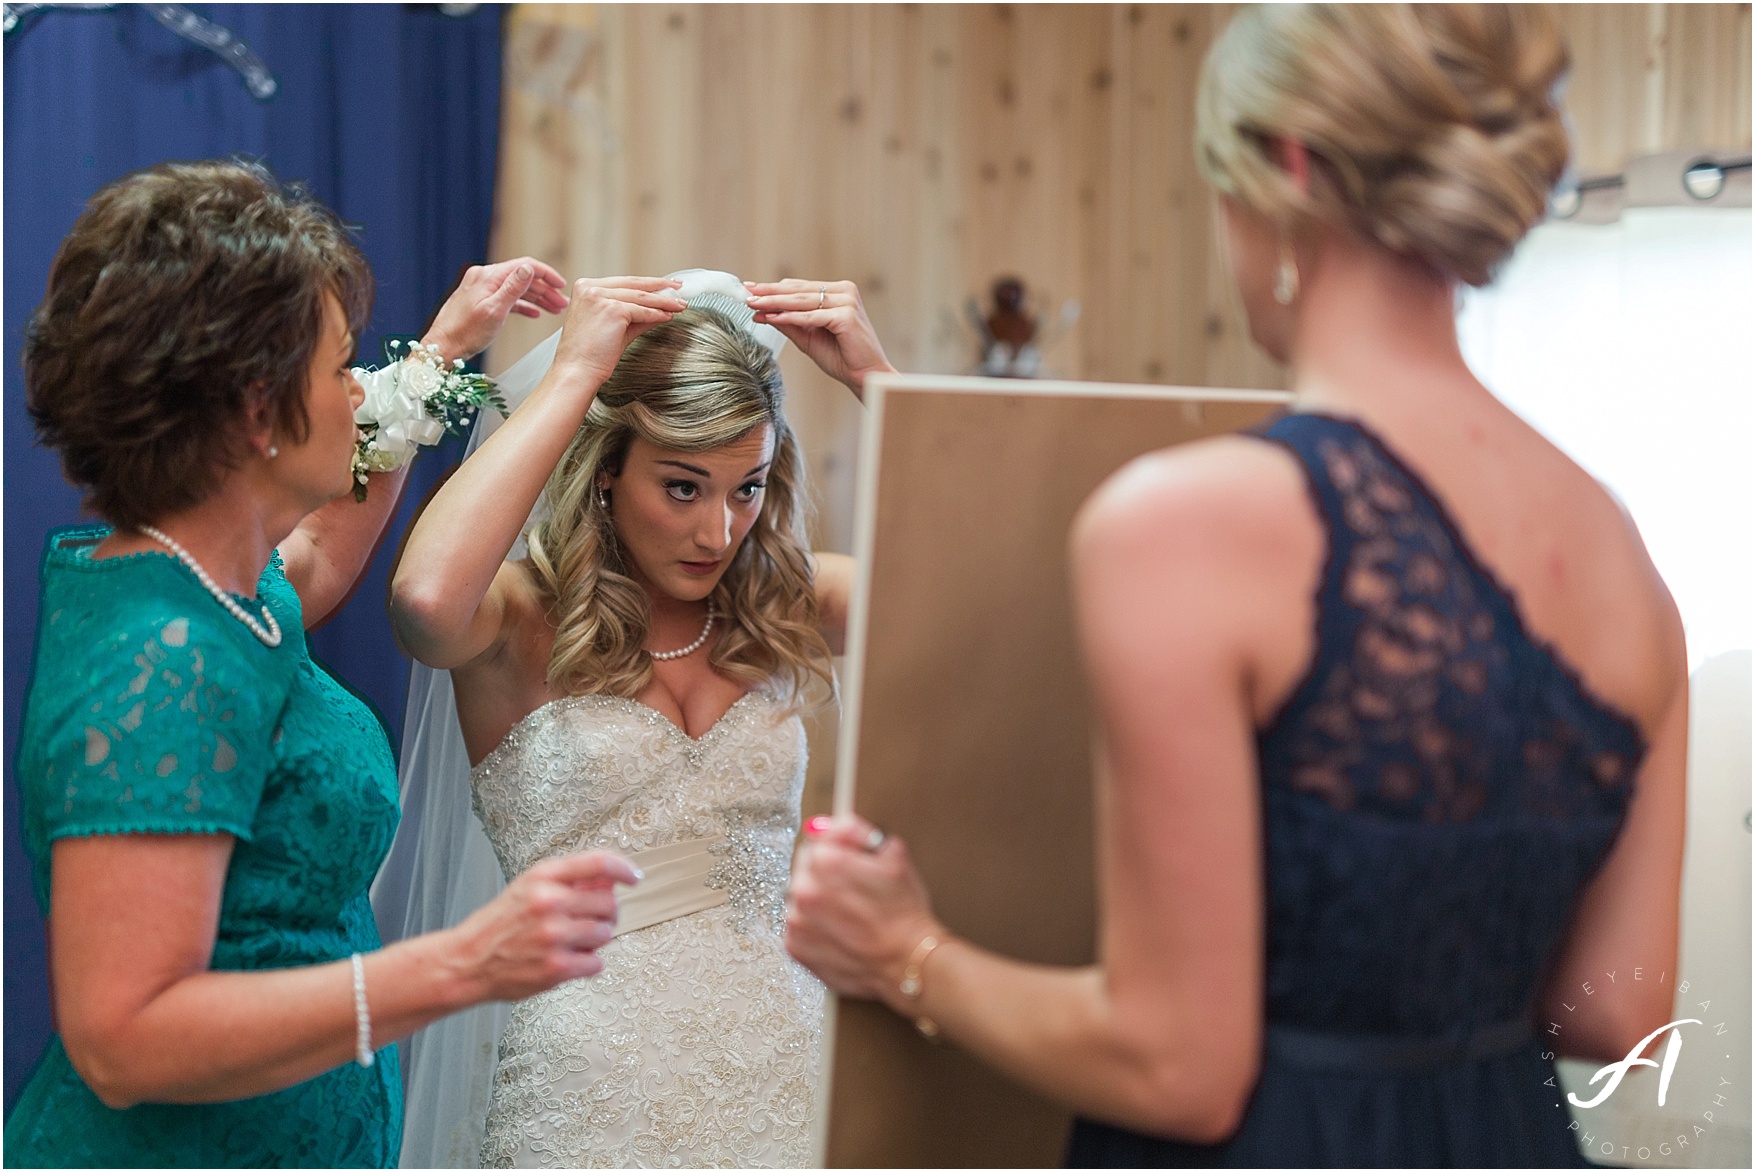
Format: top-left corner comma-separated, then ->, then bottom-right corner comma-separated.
463,602 -> 753,753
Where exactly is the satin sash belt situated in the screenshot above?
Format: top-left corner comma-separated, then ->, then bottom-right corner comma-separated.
1264,1018 -> 1534,1073
613,835 -> 729,938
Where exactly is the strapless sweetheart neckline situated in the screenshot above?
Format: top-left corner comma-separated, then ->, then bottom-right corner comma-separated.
473,690 -> 766,772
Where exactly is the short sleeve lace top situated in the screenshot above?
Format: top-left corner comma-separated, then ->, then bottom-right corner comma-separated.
5,524 -> 404,1168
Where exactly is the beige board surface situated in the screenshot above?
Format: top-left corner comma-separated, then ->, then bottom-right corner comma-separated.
823,373 -> 1285,1168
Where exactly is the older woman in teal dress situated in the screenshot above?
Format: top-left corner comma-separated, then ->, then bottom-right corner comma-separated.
5,160 -> 655,1167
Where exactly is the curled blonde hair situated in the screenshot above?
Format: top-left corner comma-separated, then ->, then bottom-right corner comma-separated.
1197,4 -> 1570,286
526,307 -> 832,706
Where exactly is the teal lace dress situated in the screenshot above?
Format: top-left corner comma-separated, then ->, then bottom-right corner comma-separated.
5,525 -> 403,1168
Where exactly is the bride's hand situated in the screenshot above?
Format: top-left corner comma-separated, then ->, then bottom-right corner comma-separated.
785,814 -> 942,1002
549,276 -> 687,391
423,256 -> 570,362
449,849 -> 642,1001
745,279 -> 895,400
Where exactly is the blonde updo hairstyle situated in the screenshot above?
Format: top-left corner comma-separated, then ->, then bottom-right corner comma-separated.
526,306 -> 832,706
1196,4 -> 1570,286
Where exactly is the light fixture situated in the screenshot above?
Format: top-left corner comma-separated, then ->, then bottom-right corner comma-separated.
1549,175 -> 1622,220
1681,158 -> 1753,202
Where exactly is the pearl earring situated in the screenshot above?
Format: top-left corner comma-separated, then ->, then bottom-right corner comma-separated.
267,445 -> 280,459
1273,241 -> 1300,306
596,486 -> 610,510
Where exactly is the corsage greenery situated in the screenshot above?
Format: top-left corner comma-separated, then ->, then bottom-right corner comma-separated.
351,338 -> 507,501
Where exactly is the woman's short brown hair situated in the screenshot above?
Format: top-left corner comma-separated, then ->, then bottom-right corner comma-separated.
24,158 -> 373,528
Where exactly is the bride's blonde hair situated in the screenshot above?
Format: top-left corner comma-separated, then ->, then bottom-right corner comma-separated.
526,307 -> 832,706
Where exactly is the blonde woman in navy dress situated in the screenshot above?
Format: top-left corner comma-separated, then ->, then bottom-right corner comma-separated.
786,6 -> 1687,1166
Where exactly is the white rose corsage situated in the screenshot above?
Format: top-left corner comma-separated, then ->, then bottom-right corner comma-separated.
350,339 -> 507,501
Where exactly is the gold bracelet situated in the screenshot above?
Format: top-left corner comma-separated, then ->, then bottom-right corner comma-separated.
899,933 -> 946,1039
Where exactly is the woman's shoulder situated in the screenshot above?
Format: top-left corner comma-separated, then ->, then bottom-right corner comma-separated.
1073,432 -> 1315,565
35,526 -> 302,698
1531,456 -> 1687,734
1068,432 -> 1324,728
21,531 -> 303,846
1069,432 -> 1322,651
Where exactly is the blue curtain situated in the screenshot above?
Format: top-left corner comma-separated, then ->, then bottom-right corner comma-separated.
4,3 -> 503,1112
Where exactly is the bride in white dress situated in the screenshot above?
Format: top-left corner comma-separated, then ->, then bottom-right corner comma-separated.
386,270 -> 891,1167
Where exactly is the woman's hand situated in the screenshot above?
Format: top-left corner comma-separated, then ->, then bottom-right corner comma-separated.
423,257 -> 571,363
48,835 -> 642,1108
450,849 -> 642,1001
745,279 -> 895,400
784,814 -> 943,1003
549,276 -> 687,391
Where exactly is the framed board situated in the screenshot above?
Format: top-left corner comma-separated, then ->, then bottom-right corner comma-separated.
818,372 -> 1287,1167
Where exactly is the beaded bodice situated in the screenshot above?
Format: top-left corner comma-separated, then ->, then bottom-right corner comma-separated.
1253,414 -> 1643,1035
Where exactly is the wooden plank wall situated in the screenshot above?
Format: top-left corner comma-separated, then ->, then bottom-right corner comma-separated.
1558,3 -> 1753,176
485,3 -> 1750,816
488,2 -> 1284,560
488,3 -> 1751,552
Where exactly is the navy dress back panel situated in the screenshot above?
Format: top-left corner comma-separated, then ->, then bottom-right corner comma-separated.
1069,413 -> 1642,1167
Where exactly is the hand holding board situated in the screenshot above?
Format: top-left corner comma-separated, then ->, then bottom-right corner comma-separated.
820,373 -> 1286,1167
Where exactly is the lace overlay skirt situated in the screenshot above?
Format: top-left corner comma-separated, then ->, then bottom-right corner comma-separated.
480,904 -> 824,1168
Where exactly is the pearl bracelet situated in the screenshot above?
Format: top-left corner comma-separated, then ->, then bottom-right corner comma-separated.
899,934 -> 945,1039
350,953 -> 375,1068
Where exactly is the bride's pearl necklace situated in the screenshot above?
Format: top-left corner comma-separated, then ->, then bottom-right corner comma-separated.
138,524 -> 284,648
648,605 -> 716,661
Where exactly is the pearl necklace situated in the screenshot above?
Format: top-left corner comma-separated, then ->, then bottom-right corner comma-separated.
648,605 -> 716,661
138,525 -> 283,648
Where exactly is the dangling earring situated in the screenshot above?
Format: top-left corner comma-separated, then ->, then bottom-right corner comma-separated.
596,485 -> 610,511
1273,240 -> 1300,306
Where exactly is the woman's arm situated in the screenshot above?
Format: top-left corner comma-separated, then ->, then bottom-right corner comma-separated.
787,439 -> 1318,1140
280,257 -> 570,626
276,468 -> 412,630
51,832 -> 637,1110
744,277 -> 884,655
389,278 -> 685,669
810,552 -> 854,655
1538,589 -> 1688,1063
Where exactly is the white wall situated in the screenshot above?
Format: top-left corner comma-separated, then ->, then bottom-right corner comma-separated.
1460,211 -> 1752,1167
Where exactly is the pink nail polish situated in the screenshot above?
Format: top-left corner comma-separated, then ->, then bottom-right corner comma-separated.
806,816 -> 830,835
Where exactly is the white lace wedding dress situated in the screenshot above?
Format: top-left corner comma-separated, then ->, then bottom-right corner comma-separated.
470,692 -> 824,1168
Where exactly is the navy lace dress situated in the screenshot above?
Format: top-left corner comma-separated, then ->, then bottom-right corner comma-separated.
1068,414 -> 1643,1167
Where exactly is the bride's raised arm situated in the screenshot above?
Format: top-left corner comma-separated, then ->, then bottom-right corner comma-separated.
743,277 -> 894,654
390,276 -> 685,669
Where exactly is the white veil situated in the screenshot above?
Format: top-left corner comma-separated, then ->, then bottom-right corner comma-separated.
373,328 -> 558,1169
371,271 -> 784,1168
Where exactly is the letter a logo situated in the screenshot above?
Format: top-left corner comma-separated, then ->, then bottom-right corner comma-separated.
1568,1020 -> 1701,1109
